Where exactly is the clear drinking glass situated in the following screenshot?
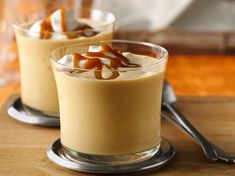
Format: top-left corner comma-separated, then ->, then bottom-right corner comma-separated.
50,40 -> 168,165
13,8 -> 115,117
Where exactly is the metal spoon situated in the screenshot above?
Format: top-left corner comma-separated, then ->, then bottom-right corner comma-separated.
161,80 -> 235,163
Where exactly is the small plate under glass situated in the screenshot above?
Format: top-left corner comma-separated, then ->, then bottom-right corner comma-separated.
47,137 -> 175,174
7,98 -> 60,127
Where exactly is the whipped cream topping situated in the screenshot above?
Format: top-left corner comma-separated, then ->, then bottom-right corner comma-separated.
56,45 -> 163,80
28,8 -> 98,39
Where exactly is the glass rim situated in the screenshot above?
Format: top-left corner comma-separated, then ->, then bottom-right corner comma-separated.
13,8 -> 116,36
50,39 -> 168,72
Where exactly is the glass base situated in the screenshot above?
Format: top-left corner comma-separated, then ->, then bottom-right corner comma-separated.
62,144 -> 160,165
22,103 -> 59,118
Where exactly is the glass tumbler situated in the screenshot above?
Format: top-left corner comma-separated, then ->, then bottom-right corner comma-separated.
50,40 -> 168,165
14,8 -> 115,116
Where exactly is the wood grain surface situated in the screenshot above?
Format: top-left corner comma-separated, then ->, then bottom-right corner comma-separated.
0,95 -> 235,176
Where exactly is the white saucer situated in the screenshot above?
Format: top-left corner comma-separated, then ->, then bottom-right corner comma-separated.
47,137 -> 175,174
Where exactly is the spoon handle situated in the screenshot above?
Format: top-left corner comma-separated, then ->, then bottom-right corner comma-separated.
162,102 -> 218,161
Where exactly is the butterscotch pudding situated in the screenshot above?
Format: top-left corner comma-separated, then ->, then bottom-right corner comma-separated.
14,8 -> 115,116
51,40 -> 168,164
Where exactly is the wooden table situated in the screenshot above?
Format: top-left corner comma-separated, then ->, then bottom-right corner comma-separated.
1,51 -> 235,176
0,95 -> 235,175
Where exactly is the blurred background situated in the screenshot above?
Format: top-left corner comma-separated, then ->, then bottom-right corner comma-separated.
0,0 -> 235,104
93,0 -> 235,53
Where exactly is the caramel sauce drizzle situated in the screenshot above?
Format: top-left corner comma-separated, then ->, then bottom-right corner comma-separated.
39,8 -> 98,39
61,7 -> 67,32
72,45 -> 141,80
40,17 -> 53,39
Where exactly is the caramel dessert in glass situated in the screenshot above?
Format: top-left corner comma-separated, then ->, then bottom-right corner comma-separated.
50,40 -> 168,164
14,8 -> 115,116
